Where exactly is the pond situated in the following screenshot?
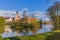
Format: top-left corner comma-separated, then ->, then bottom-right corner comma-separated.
2,24 -> 53,37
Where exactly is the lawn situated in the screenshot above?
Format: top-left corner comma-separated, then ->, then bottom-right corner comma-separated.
0,30 -> 60,40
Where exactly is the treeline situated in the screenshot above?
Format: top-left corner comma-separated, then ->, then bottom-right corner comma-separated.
0,16 -> 42,34
9,17 -> 42,34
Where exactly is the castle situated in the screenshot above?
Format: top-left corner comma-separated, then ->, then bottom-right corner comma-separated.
5,11 -> 21,23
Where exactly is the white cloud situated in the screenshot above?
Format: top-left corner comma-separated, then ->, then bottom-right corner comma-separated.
21,8 -> 28,12
0,10 -> 23,18
34,11 -> 50,21
0,10 -> 50,21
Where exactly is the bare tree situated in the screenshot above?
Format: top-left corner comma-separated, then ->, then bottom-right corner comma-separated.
31,13 -> 35,18
47,1 -> 60,30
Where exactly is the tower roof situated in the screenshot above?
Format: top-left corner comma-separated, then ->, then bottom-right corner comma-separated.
14,11 -> 20,22
16,11 -> 18,14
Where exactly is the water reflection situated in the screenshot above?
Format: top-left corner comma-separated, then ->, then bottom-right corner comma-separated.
2,24 -> 53,37
2,32 -> 16,37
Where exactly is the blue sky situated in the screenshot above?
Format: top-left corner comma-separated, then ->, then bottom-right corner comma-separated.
0,0 -> 60,21
0,0 -> 59,12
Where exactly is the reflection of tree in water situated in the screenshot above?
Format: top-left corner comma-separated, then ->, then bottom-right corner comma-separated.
8,37 -> 20,40
46,33 -> 60,40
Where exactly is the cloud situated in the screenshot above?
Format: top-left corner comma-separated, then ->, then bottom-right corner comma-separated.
0,10 -> 23,18
0,10 -> 50,21
21,8 -> 29,12
34,11 -> 50,21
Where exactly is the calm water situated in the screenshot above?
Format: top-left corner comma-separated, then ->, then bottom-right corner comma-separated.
2,24 -> 53,37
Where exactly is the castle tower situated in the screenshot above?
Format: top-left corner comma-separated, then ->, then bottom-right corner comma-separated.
14,11 -> 20,22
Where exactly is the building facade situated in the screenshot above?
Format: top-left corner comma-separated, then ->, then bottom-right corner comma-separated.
14,11 -> 20,22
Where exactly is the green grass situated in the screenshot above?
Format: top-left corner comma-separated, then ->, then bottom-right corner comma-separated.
0,30 -> 60,40
53,30 -> 60,32
19,35 -> 46,40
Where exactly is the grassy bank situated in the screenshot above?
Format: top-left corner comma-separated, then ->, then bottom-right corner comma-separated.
0,30 -> 60,40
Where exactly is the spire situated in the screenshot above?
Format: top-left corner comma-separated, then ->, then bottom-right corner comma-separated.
23,10 -> 26,17
14,11 -> 20,22
16,11 -> 18,14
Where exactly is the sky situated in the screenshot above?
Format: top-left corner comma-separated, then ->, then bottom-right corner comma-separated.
0,0 -> 60,21
0,0 -> 59,12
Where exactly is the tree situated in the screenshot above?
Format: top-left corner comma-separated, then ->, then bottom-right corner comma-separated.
7,20 -> 23,36
21,17 -> 30,34
47,2 -> 60,30
0,17 -> 5,34
30,19 -> 42,34
14,21 -> 23,35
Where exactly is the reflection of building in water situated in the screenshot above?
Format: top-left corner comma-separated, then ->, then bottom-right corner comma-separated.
47,2 -> 60,29
5,25 -> 12,32
4,10 -> 42,33
5,11 -> 21,32
5,17 -> 13,32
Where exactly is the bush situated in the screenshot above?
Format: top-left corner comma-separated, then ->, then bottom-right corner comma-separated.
0,17 -> 5,34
